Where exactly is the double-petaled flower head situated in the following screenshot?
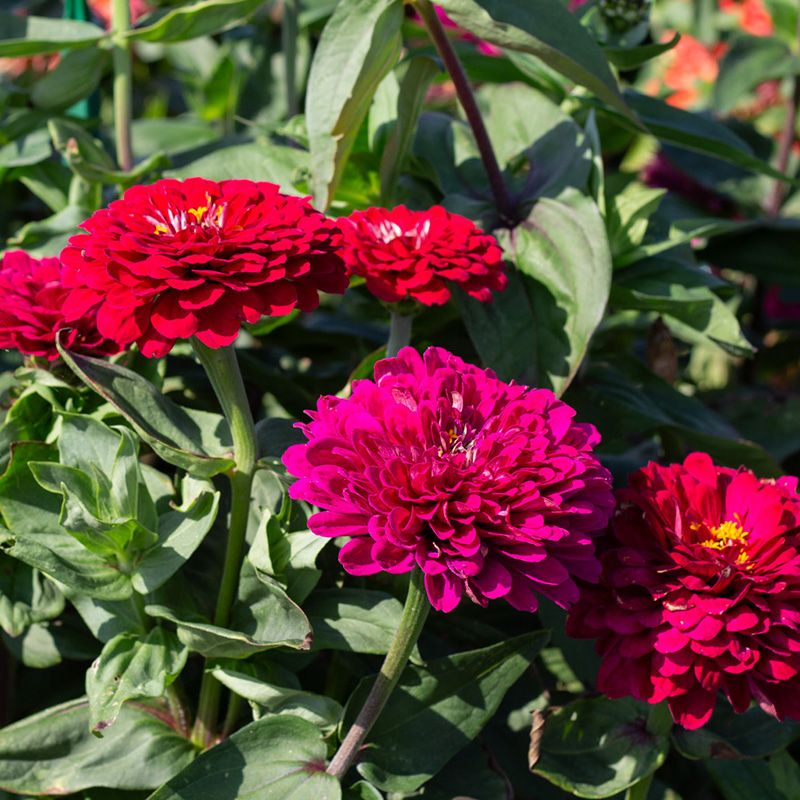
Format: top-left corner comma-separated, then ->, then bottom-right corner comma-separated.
0,250 -> 119,361
337,205 -> 506,308
283,346 -> 614,613
566,453 -> 800,729
61,178 -> 347,358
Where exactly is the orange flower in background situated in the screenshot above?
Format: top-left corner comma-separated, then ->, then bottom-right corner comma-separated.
0,53 -> 58,79
87,0 -> 152,28
719,0 -> 774,36
645,34 -> 725,109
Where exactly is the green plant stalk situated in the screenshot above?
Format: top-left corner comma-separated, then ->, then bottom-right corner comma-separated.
111,0 -> 134,172
414,0 -> 514,224
624,771 -> 654,800
326,569 -> 430,780
282,0 -> 300,117
387,310 -> 413,358
190,341 -> 258,749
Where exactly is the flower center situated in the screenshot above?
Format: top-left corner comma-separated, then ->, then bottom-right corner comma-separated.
695,516 -> 750,564
148,196 -> 225,236
437,423 -> 478,461
368,219 -> 431,249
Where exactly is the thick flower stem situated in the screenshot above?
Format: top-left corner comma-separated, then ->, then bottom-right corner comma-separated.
414,0 -> 514,225
387,311 -> 413,358
190,341 -> 258,749
111,0 -> 134,172
282,0 -> 300,117
327,569 -> 430,781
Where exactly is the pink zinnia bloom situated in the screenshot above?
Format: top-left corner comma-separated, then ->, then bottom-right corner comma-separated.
338,206 -> 506,306
283,346 -> 614,613
567,453 -> 800,730
60,178 -> 347,358
0,250 -> 120,361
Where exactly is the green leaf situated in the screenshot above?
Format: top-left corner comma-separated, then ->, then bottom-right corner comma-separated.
146,558 -> 310,658
0,699 -> 195,794
0,128 -> 51,168
57,344 -> 235,479
305,588 -> 415,655
125,0 -> 263,43
531,697 -> 670,799
31,48 -> 109,110
147,716 -> 340,800
132,485 -> 219,594
87,628 -> 188,734
436,0 -> 629,118
458,191 -> 611,395
212,667 -> 343,732
476,82 -> 592,197
378,57 -> 438,206
707,753 -> 800,800
713,35 -> 796,114
2,616 -> 96,668
347,631 -> 549,792
0,15 -> 105,56
71,595 -> 144,643
165,141 -> 308,191
604,33 -> 681,70
6,205 -> 87,256
672,705 -> 800,760
604,91 -> 792,183
0,558 -> 64,638
306,0 -> 404,208
0,444 -> 133,600
421,742 -> 508,800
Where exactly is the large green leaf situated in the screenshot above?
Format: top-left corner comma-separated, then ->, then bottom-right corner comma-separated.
436,0 -> 629,117
708,752 -> 800,800
31,48 -> 109,110
125,0 -> 262,43
0,444 -> 132,600
87,629 -> 188,734
458,191 -> 611,395
0,699 -> 195,794
58,345 -> 234,479
147,716 -> 340,800
531,697 -> 671,799
305,588 -> 415,655
346,632 -> 549,792
0,15 -> 105,56
306,0 -> 404,208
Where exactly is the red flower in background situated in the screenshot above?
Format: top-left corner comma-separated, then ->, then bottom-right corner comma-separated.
87,0 -> 152,28
61,178 -> 347,358
719,0 -> 774,36
434,6 -> 502,57
567,454 -> 800,729
338,205 -> 505,306
0,250 -> 120,361
284,346 -> 614,613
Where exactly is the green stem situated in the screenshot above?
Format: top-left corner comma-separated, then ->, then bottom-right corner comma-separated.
625,771 -> 654,800
326,569 -> 430,780
282,0 -> 299,117
414,0 -> 514,225
190,341 -> 258,749
387,310 -> 413,358
111,0 -> 134,172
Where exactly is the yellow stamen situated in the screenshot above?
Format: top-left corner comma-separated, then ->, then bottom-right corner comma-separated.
188,206 -> 208,223
698,517 -> 750,562
153,223 -> 169,235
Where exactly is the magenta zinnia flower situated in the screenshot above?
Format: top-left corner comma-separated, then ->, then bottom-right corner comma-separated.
61,178 -> 347,358
337,205 -> 506,307
283,347 -> 614,613
566,453 -> 800,729
0,250 -> 120,360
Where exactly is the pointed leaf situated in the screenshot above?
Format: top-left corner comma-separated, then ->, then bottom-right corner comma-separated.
125,0 -> 262,43
0,14 -> 105,56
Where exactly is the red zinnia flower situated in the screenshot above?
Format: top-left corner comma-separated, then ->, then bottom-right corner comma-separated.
283,346 -> 614,613
719,0 -> 774,36
61,178 -> 347,358
566,453 -> 800,729
0,250 -> 119,361
337,205 -> 505,307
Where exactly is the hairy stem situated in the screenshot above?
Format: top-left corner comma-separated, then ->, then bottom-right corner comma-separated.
387,310 -> 413,358
414,0 -> 514,224
326,569 -> 430,780
190,341 -> 257,749
111,0 -> 134,172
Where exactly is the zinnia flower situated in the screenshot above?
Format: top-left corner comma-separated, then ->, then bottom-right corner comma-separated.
283,346 -> 614,613
566,453 -> 800,730
337,206 -> 506,307
719,0 -> 773,36
87,0 -> 152,28
61,178 -> 347,358
0,250 -> 119,360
